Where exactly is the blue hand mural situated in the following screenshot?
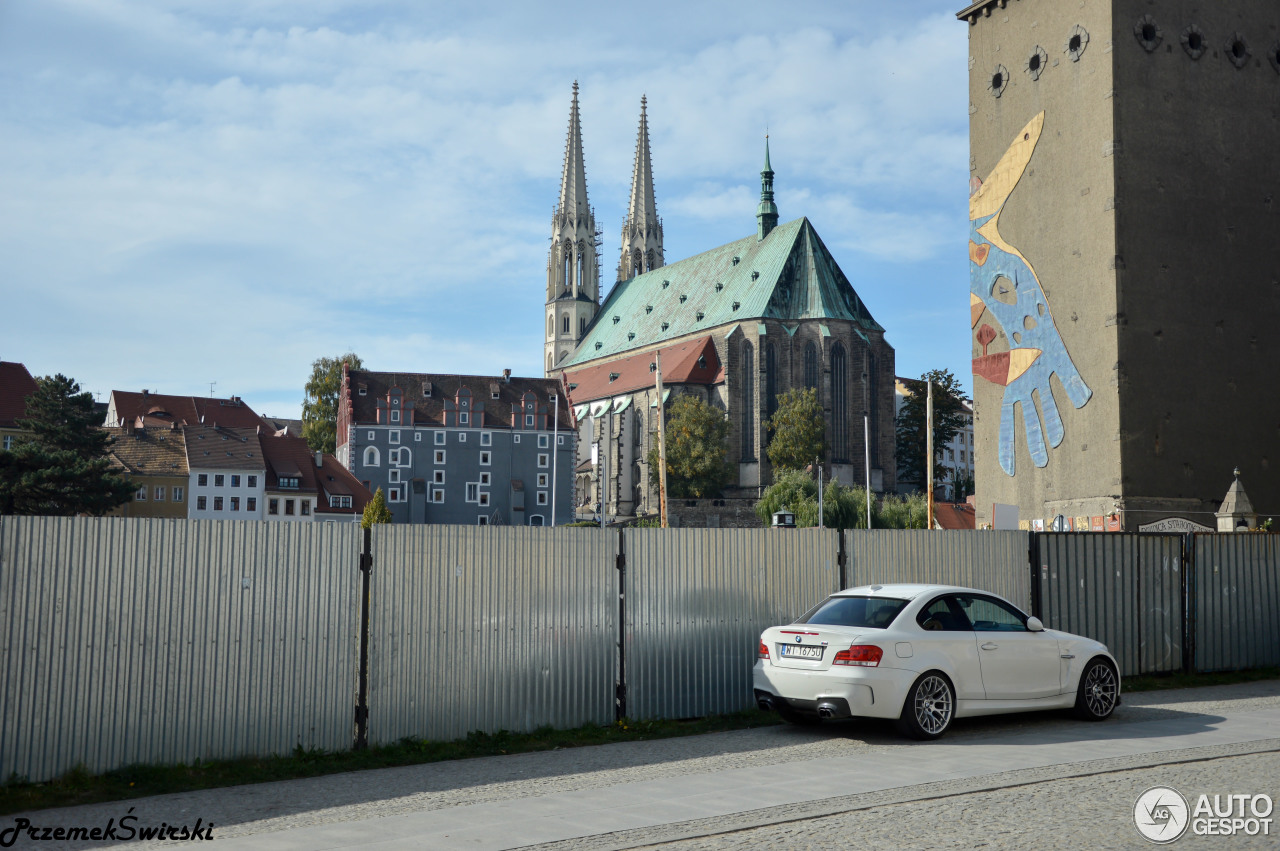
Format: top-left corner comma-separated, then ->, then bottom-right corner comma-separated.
969,112 -> 1091,476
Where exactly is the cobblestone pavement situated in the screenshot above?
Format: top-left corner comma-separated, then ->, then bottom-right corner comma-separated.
6,682 -> 1279,850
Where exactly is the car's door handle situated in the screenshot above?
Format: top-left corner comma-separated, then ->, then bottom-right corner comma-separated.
1060,654 -> 1075,659
981,642 -> 999,651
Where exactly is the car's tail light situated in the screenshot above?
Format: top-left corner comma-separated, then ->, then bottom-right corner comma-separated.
833,644 -> 882,667
758,640 -> 770,660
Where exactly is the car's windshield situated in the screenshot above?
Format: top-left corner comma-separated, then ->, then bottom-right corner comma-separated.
798,595 -> 908,629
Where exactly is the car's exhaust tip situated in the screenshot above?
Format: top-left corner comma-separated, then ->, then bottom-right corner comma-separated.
756,695 -> 776,712
816,702 -> 838,719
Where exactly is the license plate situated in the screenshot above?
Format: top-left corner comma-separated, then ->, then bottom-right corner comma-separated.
780,644 -> 823,659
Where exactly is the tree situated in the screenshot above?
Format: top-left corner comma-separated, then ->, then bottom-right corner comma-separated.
0,374 -> 135,516
765,387 -> 826,472
361,487 -> 393,528
303,353 -> 363,454
646,394 -> 734,499
755,470 -> 928,530
895,369 -> 969,492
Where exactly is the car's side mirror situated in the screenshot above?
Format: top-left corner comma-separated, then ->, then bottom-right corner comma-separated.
1026,616 -> 1044,632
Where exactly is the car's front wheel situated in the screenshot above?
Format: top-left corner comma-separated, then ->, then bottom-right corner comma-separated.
1073,657 -> 1119,721
896,672 -> 955,740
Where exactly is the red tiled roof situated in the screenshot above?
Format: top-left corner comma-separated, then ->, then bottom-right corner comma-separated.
562,336 -> 721,405
314,454 -> 373,515
183,425 -> 266,471
109,391 -> 270,430
342,370 -> 573,430
258,432 -> 321,493
933,502 -> 977,531
0,362 -> 39,428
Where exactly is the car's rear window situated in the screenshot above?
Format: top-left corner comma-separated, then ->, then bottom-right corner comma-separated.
798,595 -> 908,629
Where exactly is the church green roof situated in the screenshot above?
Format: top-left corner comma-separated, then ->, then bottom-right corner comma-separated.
565,217 -> 882,366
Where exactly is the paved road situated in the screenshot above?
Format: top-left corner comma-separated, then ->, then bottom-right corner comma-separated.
7,682 -> 1279,850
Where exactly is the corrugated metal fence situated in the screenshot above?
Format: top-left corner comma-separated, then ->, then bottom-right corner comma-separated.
0,516 -> 361,784
846,530 -> 1030,610
4,518 -> 1278,783
1034,533 -> 1184,677
367,525 -> 615,745
1194,534 -> 1280,672
624,528 -> 840,720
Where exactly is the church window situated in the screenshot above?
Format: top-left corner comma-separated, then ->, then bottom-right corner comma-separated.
765,343 -> 778,427
804,342 -> 819,390
562,314 -> 569,334
577,245 -> 585,292
579,318 -> 586,335
867,351 -> 879,462
831,343 -> 848,462
562,244 -> 572,291
740,340 -> 755,461
548,316 -> 554,338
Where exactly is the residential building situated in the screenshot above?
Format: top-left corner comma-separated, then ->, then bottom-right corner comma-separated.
258,431 -> 371,522
313,452 -> 373,522
0,361 -> 38,452
105,390 -> 271,431
104,425 -> 189,518
337,368 -> 575,526
184,425 -> 267,520
550,87 -> 896,519
961,0 -> 1280,529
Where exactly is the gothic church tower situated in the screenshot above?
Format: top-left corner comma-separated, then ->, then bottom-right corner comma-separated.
617,97 -> 664,282
545,82 -> 600,376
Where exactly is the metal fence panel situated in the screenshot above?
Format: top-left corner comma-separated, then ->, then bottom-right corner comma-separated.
1035,533 -> 1183,677
846,530 -> 1031,611
0,517 -> 361,783
368,525 -> 614,744
624,528 -> 840,720
1194,534 -> 1280,672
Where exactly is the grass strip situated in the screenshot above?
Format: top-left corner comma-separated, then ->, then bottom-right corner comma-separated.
4,666 -> 1276,816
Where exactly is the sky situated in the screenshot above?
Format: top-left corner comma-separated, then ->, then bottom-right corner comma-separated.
0,0 -> 973,421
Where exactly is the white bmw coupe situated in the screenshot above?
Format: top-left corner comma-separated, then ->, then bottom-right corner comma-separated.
753,584 -> 1120,739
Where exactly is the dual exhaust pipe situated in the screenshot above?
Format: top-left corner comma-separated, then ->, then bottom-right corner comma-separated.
756,693 -> 840,719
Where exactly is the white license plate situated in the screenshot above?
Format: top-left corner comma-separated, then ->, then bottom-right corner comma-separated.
780,644 -> 823,659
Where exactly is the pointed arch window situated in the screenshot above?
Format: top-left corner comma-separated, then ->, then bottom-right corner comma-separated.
562,313 -> 570,334
765,342 -> 778,427
804,342 -> 819,391
562,242 -> 572,292
548,315 -> 554,338
740,340 -> 755,461
867,351 -> 879,464
576,241 -> 585,294
831,342 -> 848,462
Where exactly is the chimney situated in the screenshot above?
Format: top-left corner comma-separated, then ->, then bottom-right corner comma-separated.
315,451 -> 323,468
503,368 -> 512,382
142,389 -> 149,396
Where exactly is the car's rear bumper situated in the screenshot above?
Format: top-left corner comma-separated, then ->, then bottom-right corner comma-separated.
753,661 -> 914,720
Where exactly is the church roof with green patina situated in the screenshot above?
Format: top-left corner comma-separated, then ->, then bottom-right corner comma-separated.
564,216 -> 882,367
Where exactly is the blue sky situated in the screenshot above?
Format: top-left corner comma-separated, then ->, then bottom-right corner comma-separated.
0,0 -> 971,421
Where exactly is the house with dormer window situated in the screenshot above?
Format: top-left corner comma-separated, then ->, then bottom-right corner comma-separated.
336,366 -> 574,525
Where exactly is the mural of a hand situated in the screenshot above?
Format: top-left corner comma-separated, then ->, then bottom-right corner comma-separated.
970,112 -> 1092,476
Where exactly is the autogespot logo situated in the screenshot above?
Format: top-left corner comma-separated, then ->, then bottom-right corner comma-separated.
1134,786 -> 1190,843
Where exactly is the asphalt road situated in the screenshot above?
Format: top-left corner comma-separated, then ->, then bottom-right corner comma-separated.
7,681 -> 1279,850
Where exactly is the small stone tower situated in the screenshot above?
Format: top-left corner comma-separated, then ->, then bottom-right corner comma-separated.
617,96 -> 664,282
545,82 -> 601,376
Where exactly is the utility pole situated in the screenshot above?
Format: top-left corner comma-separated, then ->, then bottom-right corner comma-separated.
864,415 -> 872,529
551,392 -> 559,527
816,455 -> 824,528
926,380 -> 935,530
654,352 -> 669,528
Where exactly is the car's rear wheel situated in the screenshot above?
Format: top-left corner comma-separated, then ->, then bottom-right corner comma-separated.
896,672 -> 954,740
1073,657 -> 1119,721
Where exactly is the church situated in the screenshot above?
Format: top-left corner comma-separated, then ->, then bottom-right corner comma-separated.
548,84 -> 896,518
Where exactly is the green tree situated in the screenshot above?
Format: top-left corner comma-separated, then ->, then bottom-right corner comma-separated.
303,353 -> 363,454
895,369 -> 969,492
755,470 -> 927,530
647,394 -> 734,499
0,374 -> 134,516
765,387 -> 826,472
361,487 -> 393,528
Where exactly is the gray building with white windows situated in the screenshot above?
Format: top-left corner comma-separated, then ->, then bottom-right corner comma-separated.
336,367 -> 575,526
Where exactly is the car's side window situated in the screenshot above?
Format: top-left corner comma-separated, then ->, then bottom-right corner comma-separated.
917,596 -> 973,631
960,595 -> 1028,632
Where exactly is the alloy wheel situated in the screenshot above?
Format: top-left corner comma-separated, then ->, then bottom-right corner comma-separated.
914,674 -> 953,734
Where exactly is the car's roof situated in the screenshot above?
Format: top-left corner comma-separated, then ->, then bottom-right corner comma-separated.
833,583 -> 992,601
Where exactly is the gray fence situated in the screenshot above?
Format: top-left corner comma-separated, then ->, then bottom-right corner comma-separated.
4,517 -> 1278,784
1194,534 -> 1280,672
624,528 -> 840,719
368,525 -> 615,745
1034,533 -> 1184,677
846,529 -> 1030,610
0,516 -> 361,784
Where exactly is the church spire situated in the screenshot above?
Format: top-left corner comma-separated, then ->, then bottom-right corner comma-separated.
558,81 -> 591,219
756,135 -> 778,240
618,96 -> 664,281
545,82 -> 600,377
